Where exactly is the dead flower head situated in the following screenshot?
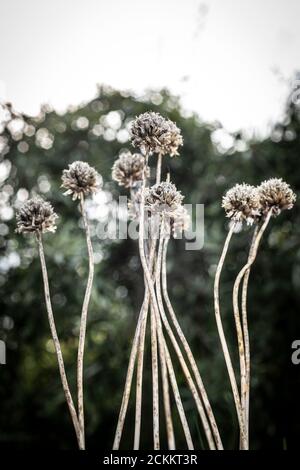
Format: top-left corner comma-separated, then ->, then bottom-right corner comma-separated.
130,111 -> 183,157
144,181 -> 184,216
222,183 -> 261,225
61,161 -> 102,200
258,178 -> 296,216
112,151 -> 150,188
16,197 -> 58,234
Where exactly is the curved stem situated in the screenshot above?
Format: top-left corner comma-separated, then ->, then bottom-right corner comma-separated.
162,237 -> 223,450
77,195 -> 95,449
37,233 -> 81,448
156,234 -> 216,450
240,226 -> 258,448
134,298 -> 149,449
113,294 -> 149,450
232,210 -> 272,449
214,223 -> 247,449
138,154 -> 175,449
134,239 -> 157,449
158,314 -> 194,449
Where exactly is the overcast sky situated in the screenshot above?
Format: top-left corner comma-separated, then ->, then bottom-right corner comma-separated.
0,0 -> 299,135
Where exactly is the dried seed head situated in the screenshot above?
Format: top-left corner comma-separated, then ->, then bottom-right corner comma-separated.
61,161 -> 102,200
16,197 -> 58,234
144,181 -> 184,216
258,178 -> 296,216
130,111 -> 183,156
112,151 -> 150,188
222,183 -> 261,225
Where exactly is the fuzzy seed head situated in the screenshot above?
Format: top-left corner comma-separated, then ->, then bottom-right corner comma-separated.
130,112 -> 183,156
112,151 -> 150,188
222,183 -> 261,225
61,161 -> 102,200
144,182 -> 184,216
258,178 -> 296,216
16,197 -> 58,234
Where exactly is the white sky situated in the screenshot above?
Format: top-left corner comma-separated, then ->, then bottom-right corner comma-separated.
0,0 -> 299,135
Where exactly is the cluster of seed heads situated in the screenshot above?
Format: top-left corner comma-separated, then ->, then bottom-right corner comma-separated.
112,151 -> 150,188
130,111 -> 183,157
61,161 -> 102,200
222,178 -> 296,224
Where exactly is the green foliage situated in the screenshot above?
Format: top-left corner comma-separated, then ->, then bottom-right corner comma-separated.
0,86 -> 299,449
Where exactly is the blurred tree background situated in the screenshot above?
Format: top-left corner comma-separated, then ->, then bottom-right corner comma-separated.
0,83 -> 299,450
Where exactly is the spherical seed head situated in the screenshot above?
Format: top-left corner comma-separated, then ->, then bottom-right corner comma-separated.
258,178 -> 296,216
144,181 -> 184,216
222,183 -> 261,225
16,197 -> 58,234
61,161 -> 102,200
130,112 -> 183,156
112,151 -> 150,188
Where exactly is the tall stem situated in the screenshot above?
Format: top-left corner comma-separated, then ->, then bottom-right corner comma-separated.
162,237 -> 223,450
150,302 -> 160,449
113,294 -> 149,450
77,195 -> 94,449
232,210 -> 272,449
156,233 -> 216,450
214,223 -> 247,448
240,225 -> 258,448
37,233 -> 81,448
134,238 -> 157,449
155,235 -> 194,449
138,153 -> 175,449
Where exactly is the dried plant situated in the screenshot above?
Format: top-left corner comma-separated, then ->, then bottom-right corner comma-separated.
258,177 -> 296,216
112,151 -> 150,188
15,109 -> 297,452
16,198 -> 82,448
215,183 -> 263,449
62,160 -> 102,450
16,197 -> 58,234
231,178 -> 296,448
130,111 -> 183,157
62,160 -> 102,200
113,112 -> 223,451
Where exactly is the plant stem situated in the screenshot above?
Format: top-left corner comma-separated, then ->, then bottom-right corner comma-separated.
164,340 -> 194,450
150,302 -> 160,449
240,225 -> 258,448
112,294 -> 149,450
37,232 -> 82,448
76,194 -> 95,449
156,153 -> 162,184
155,234 -> 194,449
156,233 -> 216,450
134,238 -> 157,450
213,223 -> 247,449
138,154 -> 175,449
162,237 -> 223,450
232,210 -> 272,449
